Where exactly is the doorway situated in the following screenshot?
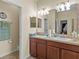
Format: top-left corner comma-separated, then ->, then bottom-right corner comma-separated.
0,1 -> 21,59
60,20 -> 67,34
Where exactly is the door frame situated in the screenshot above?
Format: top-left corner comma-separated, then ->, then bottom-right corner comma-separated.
1,0 -> 22,59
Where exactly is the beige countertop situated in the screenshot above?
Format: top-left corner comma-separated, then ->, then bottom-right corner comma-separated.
31,35 -> 79,46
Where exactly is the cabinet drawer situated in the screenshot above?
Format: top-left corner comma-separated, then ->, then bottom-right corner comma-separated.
30,38 -> 37,42
47,40 -> 79,53
47,40 -> 60,47
37,39 -> 47,44
61,49 -> 77,59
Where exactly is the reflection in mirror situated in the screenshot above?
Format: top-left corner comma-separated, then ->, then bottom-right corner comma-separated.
60,20 -> 67,34
37,0 -> 79,38
38,18 -> 42,28
44,18 -> 48,34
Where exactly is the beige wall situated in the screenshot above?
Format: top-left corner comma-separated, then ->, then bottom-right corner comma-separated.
0,1 -> 19,57
47,9 -> 56,33
30,27 -> 44,34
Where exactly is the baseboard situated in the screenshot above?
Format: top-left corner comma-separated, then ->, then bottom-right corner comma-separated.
0,48 -> 19,58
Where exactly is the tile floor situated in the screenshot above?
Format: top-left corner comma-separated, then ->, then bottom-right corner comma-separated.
0,51 -> 19,59
0,51 -> 36,59
27,57 -> 36,59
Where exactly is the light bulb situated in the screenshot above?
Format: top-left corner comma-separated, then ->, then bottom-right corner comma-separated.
65,2 -> 71,10
38,8 -> 50,16
56,5 -> 60,12
56,1 -> 71,12
38,11 -> 41,15
44,9 -> 49,15
60,3 -> 65,11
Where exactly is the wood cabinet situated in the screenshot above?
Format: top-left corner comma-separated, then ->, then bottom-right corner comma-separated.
61,49 -> 77,59
76,53 -> 79,59
30,38 -> 37,57
47,46 -> 59,59
37,39 -> 47,59
61,49 -> 79,59
37,43 -> 46,59
30,38 -> 79,59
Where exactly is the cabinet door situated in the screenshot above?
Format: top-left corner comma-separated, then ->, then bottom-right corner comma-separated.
30,39 -> 37,57
37,43 -> 46,59
47,46 -> 59,59
76,53 -> 79,59
61,49 -> 76,59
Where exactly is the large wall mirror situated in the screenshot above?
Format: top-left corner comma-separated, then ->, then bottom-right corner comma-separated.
36,0 -> 79,38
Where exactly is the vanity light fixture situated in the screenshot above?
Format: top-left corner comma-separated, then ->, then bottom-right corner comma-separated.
56,1 -> 71,12
38,8 -> 50,16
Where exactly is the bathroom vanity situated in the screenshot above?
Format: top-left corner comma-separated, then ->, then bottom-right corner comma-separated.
30,1 -> 79,59
30,36 -> 79,59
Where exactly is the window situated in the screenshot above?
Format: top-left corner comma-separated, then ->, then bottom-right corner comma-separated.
0,21 -> 10,41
